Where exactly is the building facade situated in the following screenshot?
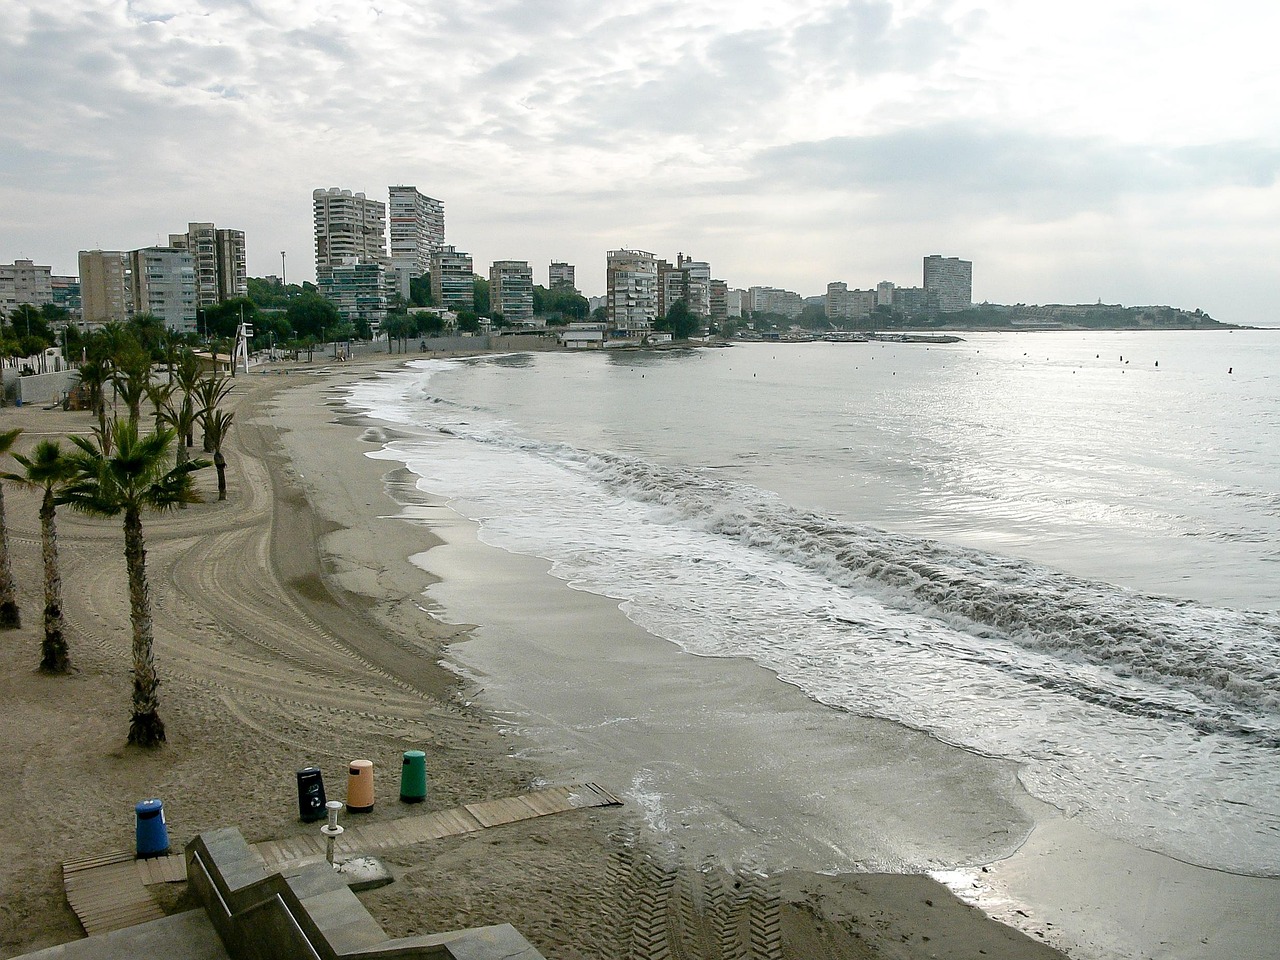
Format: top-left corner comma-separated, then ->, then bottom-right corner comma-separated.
708,279 -> 728,327
489,260 -> 535,327
0,259 -> 53,314
923,255 -> 973,313
549,261 -> 576,292
748,286 -> 803,319
606,249 -> 658,338
677,254 -> 711,318
313,187 -> 388,273
78,250 -> 132,326
316,262 -> 388,331
431,245 -> 474,312
388,186 -> 444,300
128,247 -> 197,334
168,222 -> 247,306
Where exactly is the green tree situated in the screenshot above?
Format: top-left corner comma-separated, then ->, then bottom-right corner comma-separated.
285,292 -> 340,341
0,428 -> 22,629
473,276 -> 490,315
61,419 -> 209,746
409,274 -> 433,307
661,300 -> 700,340
6,441 -> 73,673
456,310 -> 481,333
200,298 -> 259,340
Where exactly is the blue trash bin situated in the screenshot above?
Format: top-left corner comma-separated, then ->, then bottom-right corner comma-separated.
135,798 -> 170,859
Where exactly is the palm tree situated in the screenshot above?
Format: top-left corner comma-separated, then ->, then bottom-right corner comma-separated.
62,418 -> 210,746
75,358 -> 111,437
0,428 -> 22,629
203,409 -> 235,501
6,441 -> 72,672
193,374 -> 233,453
111,347 -> 153,426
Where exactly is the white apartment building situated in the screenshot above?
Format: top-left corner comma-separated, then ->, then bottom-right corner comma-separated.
431,245 -> 474,311
549,261 -> 576,291
313,187 -> 388,272
489,260 -> 535,327
168,222 -> 247,306
388,186 -> 444,300
128,247 -> 197,334
0,259 -> 53,314
923,255 -> 973,313
606,249 -> 657,338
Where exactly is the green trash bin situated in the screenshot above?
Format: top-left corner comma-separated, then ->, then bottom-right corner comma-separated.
400,750 -> 427,803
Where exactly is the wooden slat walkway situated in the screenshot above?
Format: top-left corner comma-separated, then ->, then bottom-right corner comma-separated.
61,783 -> 621,936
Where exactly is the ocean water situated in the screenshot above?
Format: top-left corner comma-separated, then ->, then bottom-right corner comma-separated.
343,330 -> 1280,877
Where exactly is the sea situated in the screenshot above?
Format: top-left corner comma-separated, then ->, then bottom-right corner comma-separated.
341,329 -> 1280,879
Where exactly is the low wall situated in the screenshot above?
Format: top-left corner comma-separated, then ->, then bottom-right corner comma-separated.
0,369 -> 78,407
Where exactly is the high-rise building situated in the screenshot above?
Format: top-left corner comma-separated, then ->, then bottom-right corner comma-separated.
549,261 -> 576,292
923,255 -> 972,313
708,279 -> 728,326
490,260 -> 535,327
606,249 -> 657,337
431,245 -> 474,311
78,250 -> 132,326
168,222 -> 247,306
0,259 -> 53,313
388,186 -> 444,300
128,247 -> 197,334
677,253 -> 711,318
314,187 -> 391,326
313,187 -> 387,272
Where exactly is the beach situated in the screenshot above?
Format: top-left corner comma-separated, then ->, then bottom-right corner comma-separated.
0,349 -> 1267,959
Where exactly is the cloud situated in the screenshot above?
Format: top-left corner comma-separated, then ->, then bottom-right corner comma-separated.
743,126 -> 1280,219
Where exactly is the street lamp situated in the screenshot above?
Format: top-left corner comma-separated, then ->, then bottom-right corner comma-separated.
281,251 -> 287,290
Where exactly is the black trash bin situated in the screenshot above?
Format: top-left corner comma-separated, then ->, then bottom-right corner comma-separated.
296,766 -> 326,822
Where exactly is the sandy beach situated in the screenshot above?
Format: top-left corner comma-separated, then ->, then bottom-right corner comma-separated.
1,350 -> 1260,959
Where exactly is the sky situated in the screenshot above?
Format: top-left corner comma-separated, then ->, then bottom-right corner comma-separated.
3,0 -> 1279,325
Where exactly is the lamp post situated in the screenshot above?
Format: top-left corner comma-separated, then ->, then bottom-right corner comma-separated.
281,251 -> 287,291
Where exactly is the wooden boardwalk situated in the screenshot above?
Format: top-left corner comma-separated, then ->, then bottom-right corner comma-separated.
62,782 -> 621,937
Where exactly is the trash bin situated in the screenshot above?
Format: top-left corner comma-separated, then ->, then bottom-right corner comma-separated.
400,750 -> 427,803
296,767 -> 326,822
346,759 -> 374,812
135,799 -> 170,859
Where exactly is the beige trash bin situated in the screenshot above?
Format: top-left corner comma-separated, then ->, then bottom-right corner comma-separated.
346,759 -> 374,812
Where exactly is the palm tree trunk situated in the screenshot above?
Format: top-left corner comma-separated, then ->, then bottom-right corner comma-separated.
214,452 -> 227,501
39,488 -> 69,673
123,505 -> 164,746
0,484 -> 19,629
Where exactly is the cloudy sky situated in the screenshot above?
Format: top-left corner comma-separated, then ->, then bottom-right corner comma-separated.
3,0 -> 1278,324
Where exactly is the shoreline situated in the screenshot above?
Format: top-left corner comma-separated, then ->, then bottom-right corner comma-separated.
0,349 -> 1239,959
